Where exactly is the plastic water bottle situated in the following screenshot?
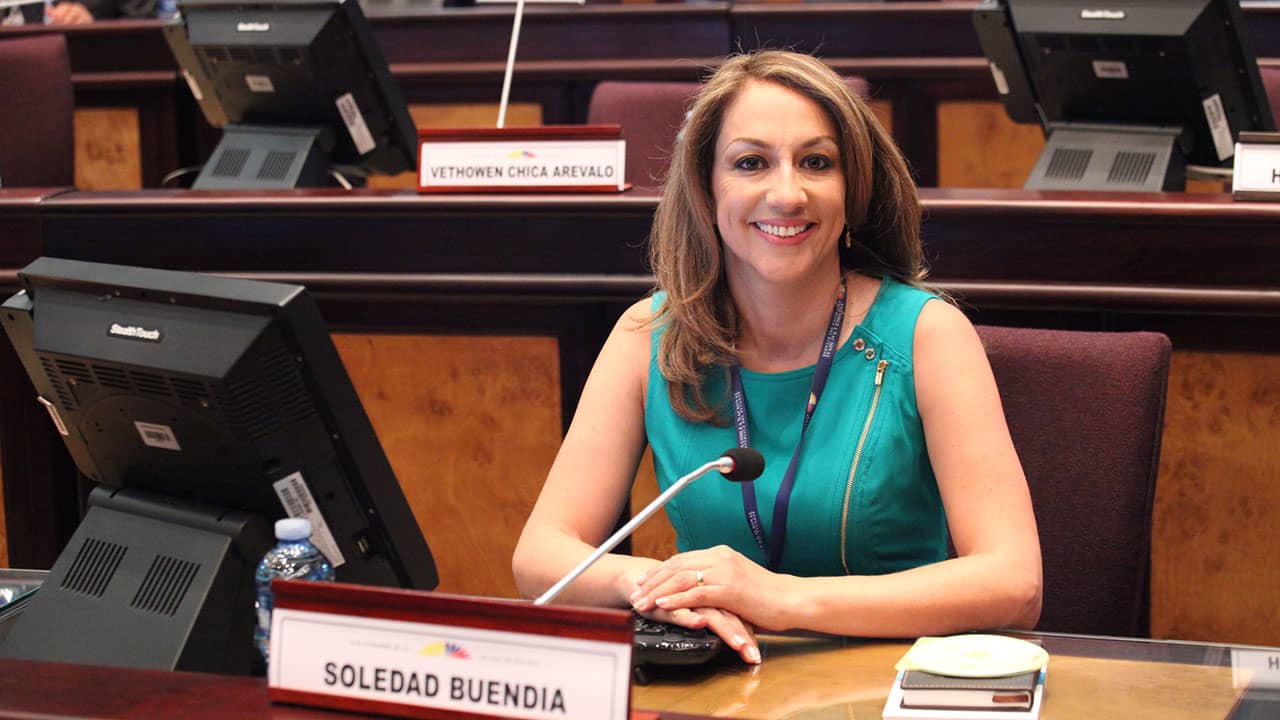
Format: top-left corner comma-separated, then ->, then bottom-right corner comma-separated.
155,0 -> 178,20
254,518 -> 335,664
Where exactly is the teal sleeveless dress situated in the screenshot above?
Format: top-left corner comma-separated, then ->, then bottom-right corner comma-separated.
645,277 -> 948,577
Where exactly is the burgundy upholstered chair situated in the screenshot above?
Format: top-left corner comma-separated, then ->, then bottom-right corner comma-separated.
1260,65 -> 1280,126
586,81 -> 699,192
977,325 -> 1172,637
586,76 -> 871,192
0,33 -> 75,188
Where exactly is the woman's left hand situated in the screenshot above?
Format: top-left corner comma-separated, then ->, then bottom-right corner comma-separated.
628,545 -> 794,632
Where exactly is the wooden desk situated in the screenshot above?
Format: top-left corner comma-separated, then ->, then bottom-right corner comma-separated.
0,188 -> 1277,651
635,630 -> 1267,719
0,631 -> 1271,719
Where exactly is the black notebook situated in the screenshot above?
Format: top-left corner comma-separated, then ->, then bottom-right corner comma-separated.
899,670 -> 1039,711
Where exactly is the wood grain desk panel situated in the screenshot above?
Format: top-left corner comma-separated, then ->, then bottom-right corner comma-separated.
333,334 -> 563,601
1,188 -> 1277,648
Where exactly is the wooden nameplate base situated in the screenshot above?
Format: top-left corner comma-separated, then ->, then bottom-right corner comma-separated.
417,124 -> 627,193
267,579 -> 634,720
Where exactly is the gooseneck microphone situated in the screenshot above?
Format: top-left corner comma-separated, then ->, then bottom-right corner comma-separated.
534,447 -> 764,606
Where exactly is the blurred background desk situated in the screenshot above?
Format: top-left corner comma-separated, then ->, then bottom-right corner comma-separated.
0,187 -> 1277,650
1,2 -> 1278,191
0,630 -> 1272,718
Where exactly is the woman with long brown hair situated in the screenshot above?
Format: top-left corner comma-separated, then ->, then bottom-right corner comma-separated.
514,50 -> 1041,665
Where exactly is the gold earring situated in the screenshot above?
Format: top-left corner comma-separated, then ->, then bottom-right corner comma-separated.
843,226 -> 852,249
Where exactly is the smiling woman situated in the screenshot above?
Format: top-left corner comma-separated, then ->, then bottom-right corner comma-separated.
711,80 -> 846,298
513,50 -> 1042,667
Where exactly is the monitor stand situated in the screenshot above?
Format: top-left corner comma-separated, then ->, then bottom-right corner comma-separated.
0,486 -> 271,675
192,124 -> 333,189
1025,124 -> 1187,192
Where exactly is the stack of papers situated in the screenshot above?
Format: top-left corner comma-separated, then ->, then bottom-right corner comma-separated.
882,635 -> 1049,720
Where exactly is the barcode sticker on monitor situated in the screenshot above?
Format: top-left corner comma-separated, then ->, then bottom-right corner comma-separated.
335,92 -> 376,156
273,472 -> 346,567
134,421 -> 181,451
245,74 -> 275,93
1091,60 -> 1129,80
1203,93 -> 1234,162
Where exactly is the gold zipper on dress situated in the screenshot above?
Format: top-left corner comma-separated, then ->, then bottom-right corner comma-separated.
840,359 -> 889,574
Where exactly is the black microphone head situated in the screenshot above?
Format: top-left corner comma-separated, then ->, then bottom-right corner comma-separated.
719,447 -> 765,482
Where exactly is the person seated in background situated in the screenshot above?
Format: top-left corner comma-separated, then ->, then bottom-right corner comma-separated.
512,49 -> 1042,665
5,0 -> 154,25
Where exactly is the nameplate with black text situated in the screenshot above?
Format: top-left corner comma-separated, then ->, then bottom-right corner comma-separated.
418,125 -> 626,193
1232,132 -> 1280,201
267,580 -> 632,720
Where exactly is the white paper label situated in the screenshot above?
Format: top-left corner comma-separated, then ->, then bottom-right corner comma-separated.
245,74 -> 274,93
335,92 -> 376,156
38,397 -> 69,437
181,69 -> 204,102
419,139 -> 626,190
989,62 -> 1010,96
272,472 -> 345,567
1091,60 -> 1129,79
270,609 -> 631,720
1232,649 -> 1280,689
1231,142 -> 1280,195
135,421 -> 181,451
1203,93 -> 1234,162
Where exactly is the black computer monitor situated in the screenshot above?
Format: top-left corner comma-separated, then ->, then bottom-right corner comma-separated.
973,0 -> 1274,191
0,257 -> 437,675
163,0 -> 418,189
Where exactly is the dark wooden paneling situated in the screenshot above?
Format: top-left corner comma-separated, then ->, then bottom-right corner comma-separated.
372,4 -> 728,63
4,187 -> 1280,646
731,2 -> 982,58
0,189 -> 53,272
8,4 -> 1279,188
0,657 -> 713,719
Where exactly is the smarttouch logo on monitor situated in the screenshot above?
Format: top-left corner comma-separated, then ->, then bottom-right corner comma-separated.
1080,8 -> 1126,20
236,21 -> 270,32
108,323 -> 163,343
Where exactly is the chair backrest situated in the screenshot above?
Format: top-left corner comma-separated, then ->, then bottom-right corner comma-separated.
586,81 -> 700,192
586,76 -> 870,192
1260,65 -> 1280,126
976,325 -> 1172,637
0,34 -> 75,188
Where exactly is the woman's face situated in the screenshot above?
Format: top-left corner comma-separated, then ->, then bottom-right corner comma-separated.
711,79 -> 847,290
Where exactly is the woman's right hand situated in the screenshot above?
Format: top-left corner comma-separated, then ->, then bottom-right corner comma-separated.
638,605 -> 760,665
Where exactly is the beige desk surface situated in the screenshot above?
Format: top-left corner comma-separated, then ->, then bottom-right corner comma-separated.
634,631 -> 1262,719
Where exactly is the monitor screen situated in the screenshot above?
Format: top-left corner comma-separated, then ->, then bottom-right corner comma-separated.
163,0 -> 418,187
0,257 -> 437,674
973,0 -> 1274,190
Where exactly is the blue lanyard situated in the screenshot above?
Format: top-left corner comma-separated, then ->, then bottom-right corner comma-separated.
730,278 -> 846,572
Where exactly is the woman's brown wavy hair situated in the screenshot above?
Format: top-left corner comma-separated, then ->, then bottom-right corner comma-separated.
648,50 -> 926,423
